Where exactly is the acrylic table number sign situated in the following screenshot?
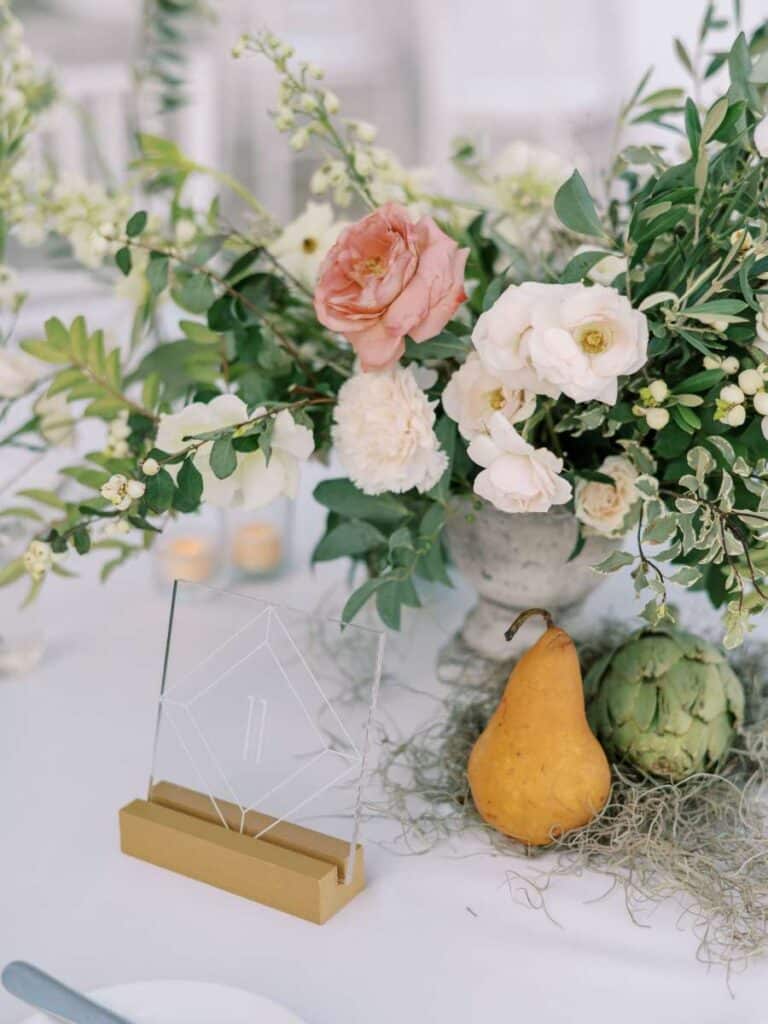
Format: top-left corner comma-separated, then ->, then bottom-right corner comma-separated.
119,581 -> 385,923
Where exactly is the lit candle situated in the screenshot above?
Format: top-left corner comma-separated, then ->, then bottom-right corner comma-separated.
231,521 -> 283,575
160,535 -> 217,584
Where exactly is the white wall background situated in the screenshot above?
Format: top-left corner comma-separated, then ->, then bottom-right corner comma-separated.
17,0 -> 761,221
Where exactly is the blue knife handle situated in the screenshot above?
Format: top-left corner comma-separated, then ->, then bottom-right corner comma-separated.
2,962 -> 133,1024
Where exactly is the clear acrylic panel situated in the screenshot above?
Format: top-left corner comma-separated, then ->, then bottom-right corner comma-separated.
149,580 -> 385,882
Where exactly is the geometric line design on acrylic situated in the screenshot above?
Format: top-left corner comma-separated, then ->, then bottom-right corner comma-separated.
162,606 -> 271,699
155,603 -> 365,837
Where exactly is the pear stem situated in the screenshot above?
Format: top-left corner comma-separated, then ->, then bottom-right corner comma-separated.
504,608 -> 555,642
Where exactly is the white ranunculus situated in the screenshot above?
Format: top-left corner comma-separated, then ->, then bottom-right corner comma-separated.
754,117 -> 768,158
34,393 -> 76,446
442,352 -> 535,440
526,282 -> 649,404
575,455 -> 639,537
332,364 -> 447,495
472,281 -> 561,398
0,348 -> 44,398
269,202 -> 345,288
467,412 -> 571,514
155,395 -> 314,509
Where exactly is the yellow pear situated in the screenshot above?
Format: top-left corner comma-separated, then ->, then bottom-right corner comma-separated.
468,609 -> 611,846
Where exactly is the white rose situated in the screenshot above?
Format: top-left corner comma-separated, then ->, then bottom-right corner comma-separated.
442,352 -> 535,440
466,412 -> 571,514
471,282 -> 560,398
269,202 -> 345,288
156,395 -> 314,509
575,455 -> 639,537
0,348 -> 44,398
332,365 -> 447,495
754,117 -> 768,158
526,283 -> 649,404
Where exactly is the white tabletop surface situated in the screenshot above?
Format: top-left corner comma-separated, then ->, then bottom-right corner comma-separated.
1,463 -> 767,1024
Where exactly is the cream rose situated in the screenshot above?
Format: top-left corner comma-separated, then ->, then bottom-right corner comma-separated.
332,364 -> 447,495
467,412 -> 571,514
525,283 -> 648,404
442,352 -> 535,440
575,455 -> 639,536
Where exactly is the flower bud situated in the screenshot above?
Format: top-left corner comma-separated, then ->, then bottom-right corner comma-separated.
738,368 -> 763,395
762,416 -> 768,441
720,384 -> 745,405
354,120 -> 377,142
725,404 -> 746,427
142,457 -> 160,477
754,391 -> 768,416
126,479 -> 146,500
289,127 -> 309,151
645,407 -> 670,430
323,90 -> 340,114
299,92 -> 317,113
648,379 -> 668,403
721,356 -> 740,375
703,355 -> 721,370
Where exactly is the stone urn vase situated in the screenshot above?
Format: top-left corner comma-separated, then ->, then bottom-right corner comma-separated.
438,499 -> 619,683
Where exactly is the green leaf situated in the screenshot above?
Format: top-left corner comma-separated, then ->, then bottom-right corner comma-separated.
427,417 -> 457,504
559,249 -> 612,284
376,581 -> 402,630
313,519 -> 386,562
179,319 -> 221,344
60,466 -> 109,489
144,468 -> 175,513
17,488 -> 66,509
20,338 -> 70,364
593,550 -> 635,574
313,479 -> 409,526
172,458 -> 203,512
701,96 -> 729,142
554,170 -> 605,238
674,369 -> 724,392
674,37 -> 694,74
174,273 -> 216,313
0,558 -> 25,586
45,316 -> 71,351
115,246 -> 132,276
210,436 -> 237,479
72,526 -> 91,555
126,211 -> 148,237
404,332 -> 471,361
147,253 -> 169,295
341,575 -> 390,625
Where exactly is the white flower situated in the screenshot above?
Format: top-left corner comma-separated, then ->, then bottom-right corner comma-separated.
155,395 -> 314,509
105,411 -> 131,458
466,412 -> 571,514
756,297 -> 768,351
575,455 -> 639,537
332,365 -> 447,495
720,384 -> 745,405
442,352 -> 536,440
34,393 -> 75,446
574,245 -> 628,286
474,281 -> 648,405
103,518 -> 131,539
648,379 -> 668,403
472,282 -> 560,397
23,540 -> 52,580
645,407 -> 670,430
479,141 -> 572,244
0,348 -> 44,398
524,283 -> 649,404
101,474 -> 144,511
269,203 -> 345,288
754,117 -> 768,158
725,404 -> 746,427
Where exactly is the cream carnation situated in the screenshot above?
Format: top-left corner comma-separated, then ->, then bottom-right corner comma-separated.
332,365 -> 447,495
467,412 -> 571,514
442,352 -> 535,440
575,455 -> 639,537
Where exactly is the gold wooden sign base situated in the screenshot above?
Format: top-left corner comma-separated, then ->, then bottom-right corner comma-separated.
119,781 -> 365,924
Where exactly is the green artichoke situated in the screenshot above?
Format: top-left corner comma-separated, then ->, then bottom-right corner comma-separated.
585,625 -> 745,781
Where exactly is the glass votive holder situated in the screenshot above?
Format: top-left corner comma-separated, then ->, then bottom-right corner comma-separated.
226,498 -> 294,581
153,508 -> 226,591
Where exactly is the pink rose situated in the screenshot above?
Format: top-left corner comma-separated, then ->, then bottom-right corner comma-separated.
313,202 -> 469,371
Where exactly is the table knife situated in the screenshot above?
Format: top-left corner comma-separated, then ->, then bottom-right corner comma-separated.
1,962 -> 133,1024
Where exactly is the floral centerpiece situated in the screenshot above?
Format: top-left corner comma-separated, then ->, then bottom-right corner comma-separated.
2,6 -> 768,647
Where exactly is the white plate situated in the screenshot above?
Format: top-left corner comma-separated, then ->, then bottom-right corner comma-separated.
20,979 -> 305,1024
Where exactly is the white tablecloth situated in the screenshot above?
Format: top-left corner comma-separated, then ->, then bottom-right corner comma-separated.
1,478 -> 766,1023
